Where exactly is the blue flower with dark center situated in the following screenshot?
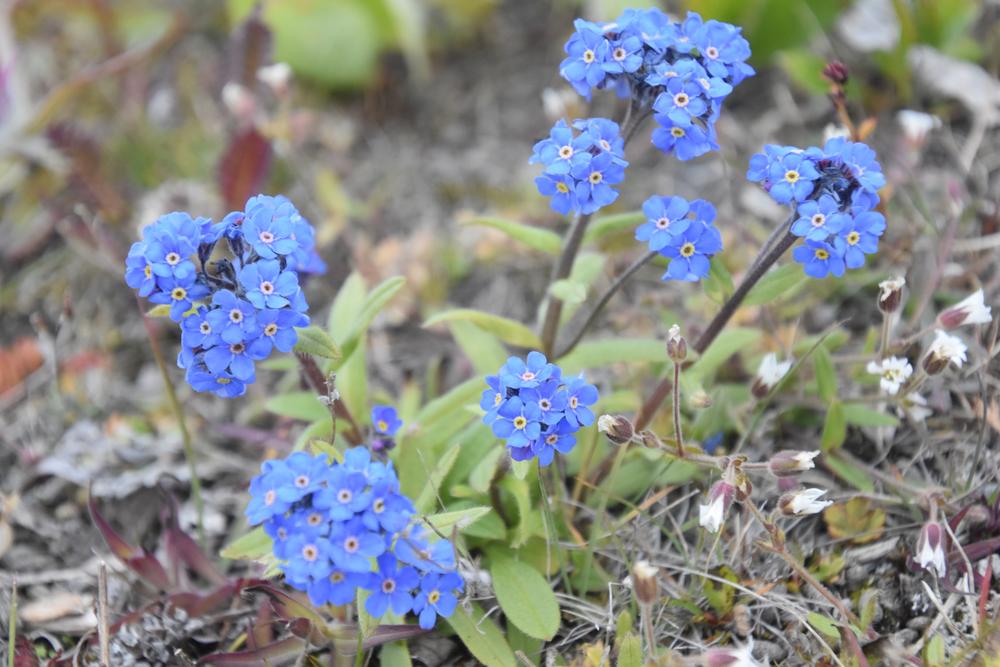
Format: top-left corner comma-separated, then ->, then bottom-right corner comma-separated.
659,221 -> 723,282
413,573 -> 463,630
835,211 -> 886,269
371,405 -> 403,436
792,239 -> 846,278
791,195 -> 848,240
493,397 -> 542,448
365,553 -> 419,617
239,259 -> 301,309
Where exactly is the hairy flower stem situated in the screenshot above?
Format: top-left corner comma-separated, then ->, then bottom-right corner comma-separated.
640,601 -> 657,660
556,250 -> 657,358
745,502 -> 864,630
295,353 -> 364,446
539,104 -> 649,357
138,298 -> 205,545
878,312 -> 892,360
634,229 -> 798,431
672,362 -> 684,458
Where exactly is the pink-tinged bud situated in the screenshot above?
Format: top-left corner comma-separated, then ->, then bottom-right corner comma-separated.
915,521 -> 947,578
751,353 -> 792,399
822,61 -> 849,85
667,324 -> 687,362
778,488 -> 833,516
221,82 -> 256,121
937,289 -> 992,330
768,450 -> 820,478
702,638 -> 766,667
630,560 -> 659,606
878,276 -> 905,314
597,414 -> 634,445
256,62 -> 293,96
922,330 -> 967,375
699,481 -> 735,533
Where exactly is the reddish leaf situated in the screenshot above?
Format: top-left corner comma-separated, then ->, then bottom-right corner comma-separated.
88,494 -> 171,591
980,560 -> 993,628
227,4 -> 273,88
162,500 -> 226,585
13,636 -> 41,667
948,504 -> 972,533
218,127 -> 272,210
197,636 -> 307,666
169,578 -> 265,617
250,599 -> 274,649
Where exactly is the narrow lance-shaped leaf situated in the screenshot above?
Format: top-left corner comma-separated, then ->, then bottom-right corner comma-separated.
88,494 -> 171,591
424,309 -> 542,349
461,216 -> 561,255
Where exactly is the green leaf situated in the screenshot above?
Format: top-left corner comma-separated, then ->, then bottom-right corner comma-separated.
145,304 -> 172,318
549,279 -> 587,305
446,602 -> 517,667
448,319 -> 508,376
414,444 -> 461,513
338,276 -> 406,361
824,452 -> 875,493
414,376 -> 482,426
582,210 -> 643,244
461,216 -> 561,255
806,611 -> 840,639
490,552 -> 561,640
843,404 -> 900,427
924,634 -> 945,666
510,458 -> 532,480
219,527 -> 271,561
357,588 -> 377,639
265,391 -> 328,422
688,327 -> 761,382
615,633 -> 642,667
558,337 -> 665,371
813,346 -> 836,404
423,506 -> 492,534
380,642 -> 412,667
507,623 -> 543,667
821,400 -> 847,451
328,272 -> 367,339
744,263 -> 808,306
293,325 -> 341,360
424,309 -> 542,349
702,256 -> 735,304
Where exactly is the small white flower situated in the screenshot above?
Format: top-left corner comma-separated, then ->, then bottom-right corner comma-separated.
938,289 -> 992,329
703,638 -> 768,667
927,330 -> 967,369
597,414 -> 615,433
257,62 -> 293,93
668,323 -> 682,343
915,522 -> 947,578
867,356 -> 913,395
768,450 -> 820,477
757,352 -> 793,386
898,392 -> 932,423
699,494 -> 726,533
897,110 -> 940,144
878,276 -> 905,301
782,488 -> 833,515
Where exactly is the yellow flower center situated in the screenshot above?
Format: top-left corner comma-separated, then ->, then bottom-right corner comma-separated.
670,127 -> 685,138
302,545 -> 318,561
331,572 -> 345,583
583,49 -> 595,63
680,242 -> 696,258
811,214 -> 825,227
513,416 -> 528,429
216,377 -> 231,385
428,590 -> 441,604
264,323 -> 278,336
373,499 -> 385,513
377,419 -> 388,432
264,490 -> 276,506
556,182 -> 570,194
143,265 -> 152,279
589,171 -> 603,184
170,287 -> 187,301
846,231 -> 860,245
674,92 -> 689,107
569,397 -> 579,409
493,393 -> 502,406
784,170 -> 800,183
558,146 -> 573,159
814,248 -> 830,260
546,434 -> 558,445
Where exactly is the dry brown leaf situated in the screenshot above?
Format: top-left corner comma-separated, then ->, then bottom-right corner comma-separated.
20,591 -> 92,624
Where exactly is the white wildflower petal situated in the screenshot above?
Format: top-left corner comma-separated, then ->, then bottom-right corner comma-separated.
788,488 -> 833,515
928,330 -> 967,368
699,496 -> 725,533
867,356 -> 913,395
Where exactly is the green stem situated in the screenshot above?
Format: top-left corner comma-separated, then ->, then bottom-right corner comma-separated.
138,298 -> 204,545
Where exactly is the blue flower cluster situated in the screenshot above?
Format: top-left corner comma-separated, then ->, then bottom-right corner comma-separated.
246,447 -> 463,629
559,9 -> 753,160
530,118 -> 628,215
747,138 -> 887,278
636,195 -> 723,282
481,352 -> 598,466
124,195 -> 325,397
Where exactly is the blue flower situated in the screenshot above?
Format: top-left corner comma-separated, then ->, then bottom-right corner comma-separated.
279,452 -> 330,502
792,239 -> 846,278
499,351 -> 557,390
651,120 -> 715,161
603,33 -> 644,74
124,242 -> 157,297
493,397 -> 542,449
185,364 -> 248,397
563,376 -> 599,428
282,533 -> 333,584
824,137 -> 886,193
653,76 -> 710,128
204,336 -> 261,381
395,527 -> 457,573
243,195 -> 299,259
835,211 -> 885,269
790,195 -> 849,240
371,405 -> 403,436
143,212 -> 204,280
329,517 -> 385,572
692,19 -> 754,82
519,378 -> 567,426
559,19 -> 610,98
148,273 -> 206,322
532,422 -> 577,466
480,374 -> 508,424
573,118 -> 626,158
362,482 -> 414,534
767,152 -> 819,204
636,196 -> 693,251
248,308 -> 301,357
530,120 -> 591,176
238,259 -> 300,309
206,290 -> 258,344
180,306 -> 218,352
571,150 -> 625,214
365,553 -> 419,617
246,458 -> 295,524
659,221 -> 723,282
307,569 -> 367,607
314,467 -> 371,521
535,173 -> 578,215
413,572 -> 463,630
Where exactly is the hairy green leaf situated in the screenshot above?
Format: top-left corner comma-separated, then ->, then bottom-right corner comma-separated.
446,602 -> 517,667
490,552 -> 561,640
461,216 -> 561,255
293,325 -> 341,360
424,309 -> 541,348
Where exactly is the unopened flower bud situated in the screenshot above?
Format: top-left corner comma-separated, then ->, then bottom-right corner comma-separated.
937,289 -> 992,329
631,560 -> 659,606
877,276 -> 905,314
922,330 -> 967,375
597,414 -> 633,445
699,480 -> 735,533
822,61 -> 849,85
667,324 -> 687,362
702,638 -> 766,667
778,488 -> 833,516
257,62 -> 293,96
768,450 -> 820,478
915,521 -> 947,578
690,389 -> 713,409
222,82 -> 256,121
751,352 -> 792,398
